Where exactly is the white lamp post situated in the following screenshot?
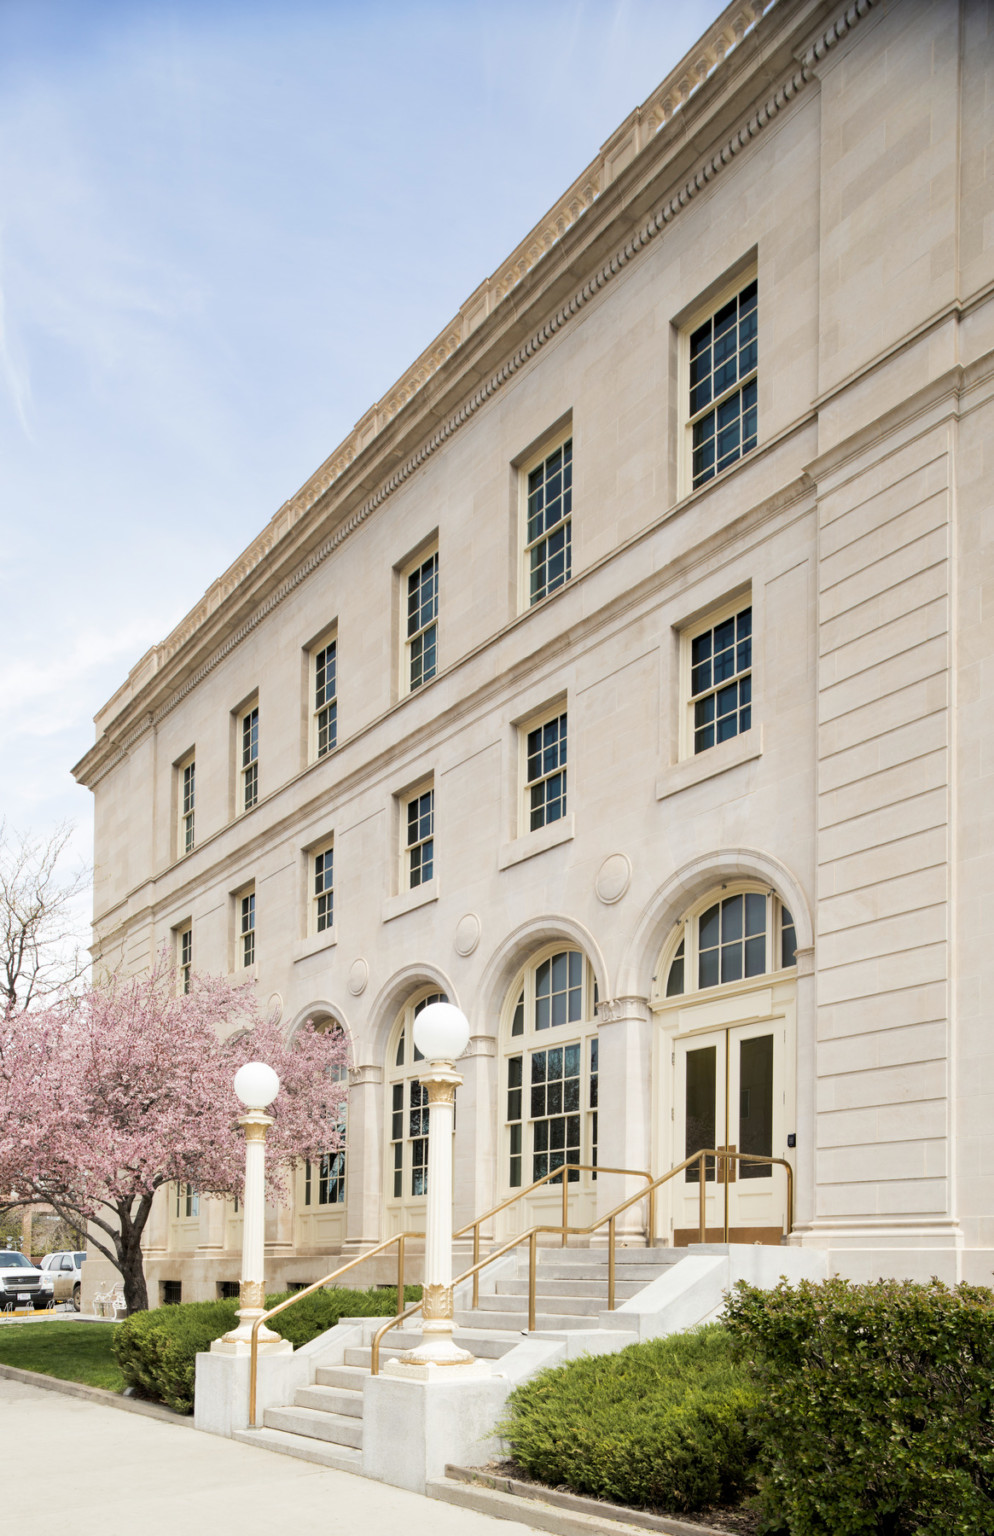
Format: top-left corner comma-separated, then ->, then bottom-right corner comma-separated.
213,1061 -> 291,1357
384,1001 -> 488,1379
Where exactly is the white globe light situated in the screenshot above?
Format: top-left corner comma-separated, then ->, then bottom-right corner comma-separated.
413,1001 -> 470,1063
234,1060 -> 280,1109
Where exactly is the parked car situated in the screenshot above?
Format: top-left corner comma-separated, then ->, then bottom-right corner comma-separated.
38,1250 -> 86,1311
0,1250 -> 54,1311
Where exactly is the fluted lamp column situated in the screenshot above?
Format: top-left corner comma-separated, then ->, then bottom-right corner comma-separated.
212,1061 -> 291,1357
384,1002 -> 489,1380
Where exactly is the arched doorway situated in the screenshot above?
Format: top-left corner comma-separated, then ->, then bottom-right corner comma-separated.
383,988 -> 448,1237
653,886 -> 797,1244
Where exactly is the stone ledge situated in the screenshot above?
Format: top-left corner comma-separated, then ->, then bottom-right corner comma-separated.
433,1466 -> 739,1536
0,1361 -> 192,1426
498,814 -> 575,870
655,728 -> 763,801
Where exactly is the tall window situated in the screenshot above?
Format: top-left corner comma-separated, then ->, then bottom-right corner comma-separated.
314,639 -> 337,758
687,603 -> 752,755
313,844 -> 334,933
387,991 -> 449,1206
405,786 -> 434,889
178,756 -> 195,856
302,1021 -> 349,1211
688,277 -> 757,489
525,710 -> 567,831
239,890 -> 255,968
663,888 -> 796,998
241,705 -> 259,811
504,948 -> 598,1191
525,437 -> 572,605
178,924 -> 192,995
406,551 -> 438,691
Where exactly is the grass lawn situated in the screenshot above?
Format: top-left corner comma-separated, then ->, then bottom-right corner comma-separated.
0,1322 -> 123,1391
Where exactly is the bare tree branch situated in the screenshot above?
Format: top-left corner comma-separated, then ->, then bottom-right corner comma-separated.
0,821 -> 90,1014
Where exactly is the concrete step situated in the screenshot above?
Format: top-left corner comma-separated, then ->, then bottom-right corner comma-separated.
264,1403 -> 363,1449
473,1292 -> 611,1317
294,1383 -> 363,1417
454,1308 -> 599,1331
495,1277 -> 648,1299
232,1426 -> 363,1473
521,1261 -> 679,1282
315,1363 -> 369,1391
529,1247 -> 683,1266
345,1332 -> 518,1368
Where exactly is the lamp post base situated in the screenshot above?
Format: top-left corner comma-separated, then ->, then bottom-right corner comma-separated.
211,1307 -> 292,1356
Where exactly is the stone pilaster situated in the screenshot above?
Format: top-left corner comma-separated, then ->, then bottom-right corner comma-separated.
594,996 -> 653,1243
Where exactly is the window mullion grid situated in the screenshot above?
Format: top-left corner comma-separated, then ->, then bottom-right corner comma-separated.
407,553 -> 438,691
315,642 -> 337,758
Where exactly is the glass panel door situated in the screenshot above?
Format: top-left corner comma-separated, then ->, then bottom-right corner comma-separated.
672,1019 -> 787,1242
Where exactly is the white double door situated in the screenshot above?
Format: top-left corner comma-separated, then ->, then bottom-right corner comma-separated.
671,1013 -> 793,1243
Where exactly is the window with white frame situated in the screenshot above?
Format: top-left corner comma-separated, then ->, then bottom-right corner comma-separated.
387,990 -> 449,1207
239,889 -> 255,968
405,785 -> 434,889
687,276 -> 757,490
178,754 -> 195,856
240,704 -> 259,811
524,709 -> 567,832
313,637 -> 337,758
304,1021 -> 348,1207
685,601 -> 752,756
313,843 -> 334,934
175,1183 -> 199,1218
662,887 -> 796,999
405,549 -> 438,692
177,924 -> 192,995
504,948 -> 598,1190
524,436 -> 572,606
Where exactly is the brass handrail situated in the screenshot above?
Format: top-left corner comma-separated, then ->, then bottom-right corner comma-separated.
248,1229 -> 423,1427
369,1147 -> 793,1373
249,1148 -> 793,1410
454,1162 -> 654,1307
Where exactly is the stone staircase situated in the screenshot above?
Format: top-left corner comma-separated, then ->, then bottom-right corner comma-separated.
234,1244 -> 683,1469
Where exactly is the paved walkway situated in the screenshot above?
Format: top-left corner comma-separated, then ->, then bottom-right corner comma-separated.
0,1374 -> 537,1536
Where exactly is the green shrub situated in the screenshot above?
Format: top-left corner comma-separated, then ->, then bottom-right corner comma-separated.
112,1284 -> 422,1414
500,1325 -> 758,1513
724,1276 -> 994,1536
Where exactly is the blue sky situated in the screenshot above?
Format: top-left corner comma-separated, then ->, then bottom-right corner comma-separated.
0,0 -> 722,879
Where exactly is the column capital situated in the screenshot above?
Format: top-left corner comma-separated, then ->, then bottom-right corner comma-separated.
350,1064 -> 383,1086
596,995 -> 651,1026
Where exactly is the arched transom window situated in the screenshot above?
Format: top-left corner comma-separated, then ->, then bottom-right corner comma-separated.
503,948 -> 598,1194
662,888 -> 796,999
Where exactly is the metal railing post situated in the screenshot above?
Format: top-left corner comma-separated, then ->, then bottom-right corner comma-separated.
528,1230 -> 537,1331
608,1215 -> 616,1310
396,1233 -> 405,1317
562,1169 -> 569,1246
698,1151 -> 707,1242
472,1222 -> 480,1309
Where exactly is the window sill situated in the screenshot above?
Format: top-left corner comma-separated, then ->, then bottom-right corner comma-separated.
655,727 -> 762,801
294,930 -> 337,963
498,813 -> 575,870
231,963 -> 258,983
382,881 -> 438,924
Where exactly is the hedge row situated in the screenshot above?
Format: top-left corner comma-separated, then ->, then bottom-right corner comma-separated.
724,1276 -> 994,1536
500,1325 -> 758,1514
112,1284 -> 422,1414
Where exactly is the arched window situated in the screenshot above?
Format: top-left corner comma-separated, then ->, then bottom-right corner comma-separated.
502,948 -> 598,1219
302,1022 -> 349,1209
384,989 -> 448,1227
296,1018 -> 349,1249
662,888 -> 796,998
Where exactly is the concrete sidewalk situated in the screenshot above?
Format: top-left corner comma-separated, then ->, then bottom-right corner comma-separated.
0,1374 -> 538,1536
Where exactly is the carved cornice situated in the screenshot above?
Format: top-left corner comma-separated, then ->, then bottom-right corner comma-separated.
76,0 -> 876,786
349,1064 -> 383,1087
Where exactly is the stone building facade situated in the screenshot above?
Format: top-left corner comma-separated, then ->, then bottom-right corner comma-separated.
74,0 -> 994,1305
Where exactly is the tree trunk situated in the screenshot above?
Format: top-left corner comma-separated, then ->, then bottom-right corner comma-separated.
115,1195 -> 153,1315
